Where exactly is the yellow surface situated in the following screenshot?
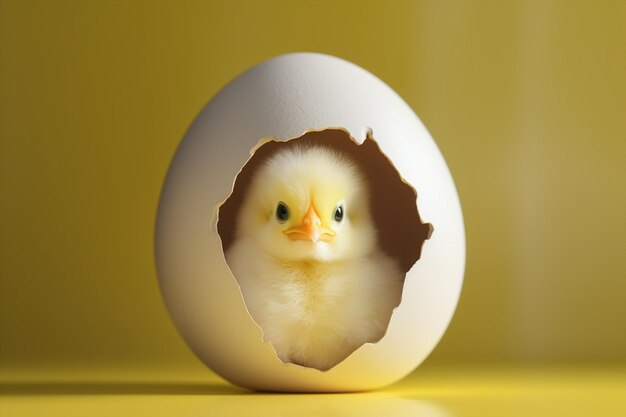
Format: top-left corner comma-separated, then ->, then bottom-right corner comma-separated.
2,366 -> 625,417
1,0 -> 626,397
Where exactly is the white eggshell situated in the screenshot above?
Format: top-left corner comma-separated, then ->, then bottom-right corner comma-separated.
156,53 -> 465,392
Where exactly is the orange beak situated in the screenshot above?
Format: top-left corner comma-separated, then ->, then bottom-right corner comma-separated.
284,204 -> 335,243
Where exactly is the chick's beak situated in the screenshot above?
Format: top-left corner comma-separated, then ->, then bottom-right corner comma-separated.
284,204 -> 335,243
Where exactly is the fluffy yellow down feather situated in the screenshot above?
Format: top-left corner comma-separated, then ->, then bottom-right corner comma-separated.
226,145 -> 403,371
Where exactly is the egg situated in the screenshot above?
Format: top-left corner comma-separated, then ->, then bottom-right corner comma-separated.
155,52 -> 465,392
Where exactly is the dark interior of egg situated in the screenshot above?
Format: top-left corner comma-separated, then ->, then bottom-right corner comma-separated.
218,129 -> 432,371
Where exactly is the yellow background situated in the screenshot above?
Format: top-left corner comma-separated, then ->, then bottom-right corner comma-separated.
1,1 -> 625,415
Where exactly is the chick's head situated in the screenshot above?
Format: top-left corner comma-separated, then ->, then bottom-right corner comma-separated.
236,145 -> 376,262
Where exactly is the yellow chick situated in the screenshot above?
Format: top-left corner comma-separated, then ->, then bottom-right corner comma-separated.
225,145 -> 403,371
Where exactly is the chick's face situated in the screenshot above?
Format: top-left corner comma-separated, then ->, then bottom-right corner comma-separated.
237,147 -> 376,263
263,184 -> 372,263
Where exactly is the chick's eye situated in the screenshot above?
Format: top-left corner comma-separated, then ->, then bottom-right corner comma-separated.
333,205 -> 344,222
276,202 -> 289,223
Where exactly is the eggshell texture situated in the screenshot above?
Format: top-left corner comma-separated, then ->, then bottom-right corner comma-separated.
155,53 -> 465,392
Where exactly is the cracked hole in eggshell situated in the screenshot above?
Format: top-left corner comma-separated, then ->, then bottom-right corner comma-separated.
217,128 -> 432,371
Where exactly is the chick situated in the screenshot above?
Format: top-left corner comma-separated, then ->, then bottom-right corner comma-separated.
225,145 -> 404,371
